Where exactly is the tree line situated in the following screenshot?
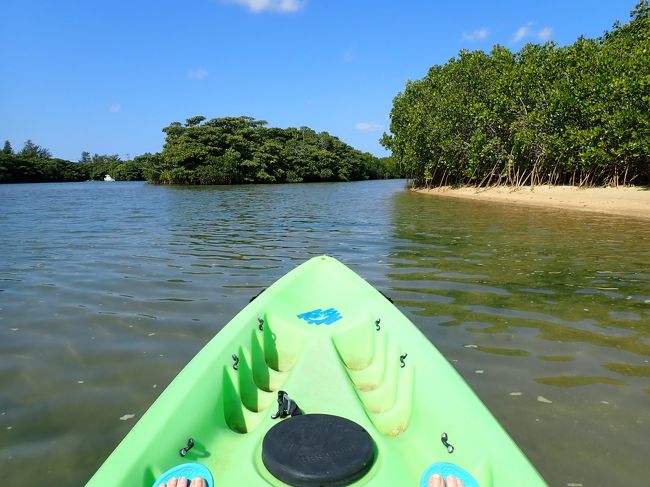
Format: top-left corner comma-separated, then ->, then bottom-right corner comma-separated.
0,140 -> 143,183
1,118 -> 399,184
381,1 -> 650,187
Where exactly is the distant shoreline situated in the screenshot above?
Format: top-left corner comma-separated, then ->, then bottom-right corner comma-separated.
413,185 -> 650,219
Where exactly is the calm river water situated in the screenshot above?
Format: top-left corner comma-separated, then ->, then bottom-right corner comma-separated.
1,180 -> 648,486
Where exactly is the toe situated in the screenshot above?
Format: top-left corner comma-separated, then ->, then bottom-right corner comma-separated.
447,475 -> 466,487
428,473 -> 444,487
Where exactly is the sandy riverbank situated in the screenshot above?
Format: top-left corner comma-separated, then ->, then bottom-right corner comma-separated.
414,185 -> 650,219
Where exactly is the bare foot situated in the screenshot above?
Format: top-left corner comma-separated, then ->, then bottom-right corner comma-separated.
159,477 -> 206,487
428,474 -> 466,487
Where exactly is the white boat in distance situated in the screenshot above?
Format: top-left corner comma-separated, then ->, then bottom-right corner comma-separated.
104,175 -> 115,182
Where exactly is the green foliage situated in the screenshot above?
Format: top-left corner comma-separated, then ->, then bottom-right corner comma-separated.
0,150 -> 145,184
0,139 -> 88,182
0,153 -> 89,183
20,139 -> 51,159
2,118 -> 401,185
136,153 -> 166,183
154,115 -> 397,184
111,162 -> 144,181
383,2 -> 650,187
78,153 -> 142,181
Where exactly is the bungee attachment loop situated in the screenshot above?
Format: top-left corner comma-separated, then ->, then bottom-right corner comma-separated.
375,319 -> 381,331
400,353 -> 408,368
258,317 -> 264,330
232,354 -> 239,370
441,433 -> 454,453
179,437 -> 195,457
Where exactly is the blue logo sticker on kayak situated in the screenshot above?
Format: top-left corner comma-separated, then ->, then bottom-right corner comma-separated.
297,308 -> 342,325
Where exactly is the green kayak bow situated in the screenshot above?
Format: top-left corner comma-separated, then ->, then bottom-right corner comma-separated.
87,256 -> 546,486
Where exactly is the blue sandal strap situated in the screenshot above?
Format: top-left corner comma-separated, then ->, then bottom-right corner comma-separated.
420,462 -> 479,487
152,463 -> 214,487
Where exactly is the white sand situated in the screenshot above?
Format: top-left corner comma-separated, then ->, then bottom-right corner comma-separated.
415,185 -> 650,219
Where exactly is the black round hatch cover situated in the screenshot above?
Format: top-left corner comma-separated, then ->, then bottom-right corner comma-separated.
262,414 -> 375,486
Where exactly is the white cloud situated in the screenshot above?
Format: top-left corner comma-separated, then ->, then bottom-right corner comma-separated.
513,22 -> 533,43
538,26 -> 553,41
355,122 -> 383,133
225,0 -> 304,13
512,22 -> 554,43
109,103 -> 121,113
187,68 -> 209,80
462,28 -> 489,41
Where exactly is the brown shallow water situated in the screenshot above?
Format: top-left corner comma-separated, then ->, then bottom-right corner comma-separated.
0,180 -> 648,486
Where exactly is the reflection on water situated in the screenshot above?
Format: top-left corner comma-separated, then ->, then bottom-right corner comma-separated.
0,181 -> 648,486
389,191 -> 650,486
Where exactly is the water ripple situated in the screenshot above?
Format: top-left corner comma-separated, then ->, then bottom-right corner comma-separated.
1,180 -> 649,487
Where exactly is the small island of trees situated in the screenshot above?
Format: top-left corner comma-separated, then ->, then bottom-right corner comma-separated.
141,116 -> 398,184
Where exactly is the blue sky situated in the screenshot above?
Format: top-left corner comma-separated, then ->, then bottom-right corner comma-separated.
0,0 -> 639,160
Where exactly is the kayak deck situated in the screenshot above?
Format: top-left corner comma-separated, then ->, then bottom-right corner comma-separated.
87,256 -> 546,486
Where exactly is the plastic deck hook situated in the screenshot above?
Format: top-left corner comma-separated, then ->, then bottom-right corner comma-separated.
441,432 -> 454,453
400,353 -> 408,368
232,353 -> 239,370
179,437 -> 194,457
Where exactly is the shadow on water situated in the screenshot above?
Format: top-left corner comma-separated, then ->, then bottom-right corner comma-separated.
387,190 -> 650,487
